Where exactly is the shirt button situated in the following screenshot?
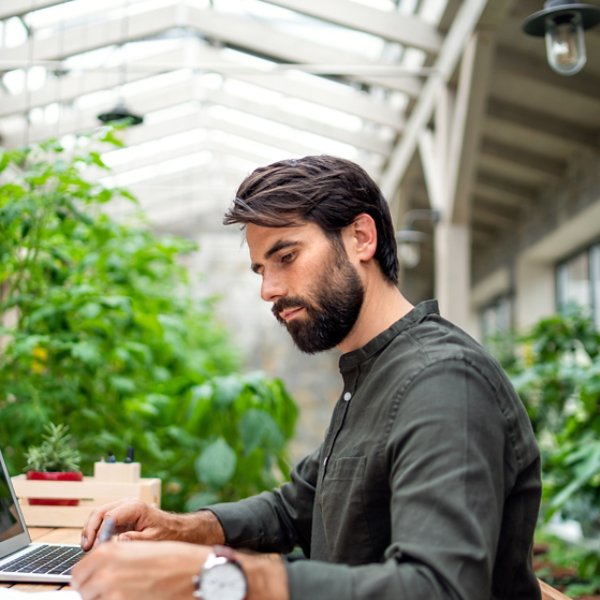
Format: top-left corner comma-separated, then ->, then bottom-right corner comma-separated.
343,392 -> 352,402
323,456 -> 328,468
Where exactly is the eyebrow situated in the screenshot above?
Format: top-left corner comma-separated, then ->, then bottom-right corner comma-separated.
251,239 -> 299,274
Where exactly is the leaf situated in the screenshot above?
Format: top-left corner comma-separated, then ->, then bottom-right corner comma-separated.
212,376 -> 244,409
195,438 -> 237,488
239,409 -> 285,454
109,376 -> 137,394
71,341 -> 102,367
79,302 -> 102,319
185,491 -> 219,511
550,442 -> 600,509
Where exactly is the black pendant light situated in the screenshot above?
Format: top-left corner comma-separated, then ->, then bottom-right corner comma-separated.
522,0 -> 600,76
97,0 -> 143,126
98,99 -> 143,126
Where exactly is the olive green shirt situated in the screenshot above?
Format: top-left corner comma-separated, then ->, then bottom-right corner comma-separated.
209,300 -> 541,599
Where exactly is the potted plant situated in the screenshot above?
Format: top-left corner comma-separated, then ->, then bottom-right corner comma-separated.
25,422 -> 83,506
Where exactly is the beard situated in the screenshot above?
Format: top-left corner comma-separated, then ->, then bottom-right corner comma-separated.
272,244 -> 364,354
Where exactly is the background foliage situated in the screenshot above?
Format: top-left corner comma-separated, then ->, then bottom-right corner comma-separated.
0,131 -> 298,512
490,307 -> 600,593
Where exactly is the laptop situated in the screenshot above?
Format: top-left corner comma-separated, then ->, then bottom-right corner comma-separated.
0,449 -> 84,582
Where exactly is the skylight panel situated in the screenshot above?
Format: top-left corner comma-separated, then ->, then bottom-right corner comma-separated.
108,149 -> 213,187
3,17 -> 28,48
283,96 -> 363,131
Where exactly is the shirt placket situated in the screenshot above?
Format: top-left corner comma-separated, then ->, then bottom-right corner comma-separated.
319,372 -> 358,482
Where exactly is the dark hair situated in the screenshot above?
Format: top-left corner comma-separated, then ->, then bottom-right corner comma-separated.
223,155 -> 399,284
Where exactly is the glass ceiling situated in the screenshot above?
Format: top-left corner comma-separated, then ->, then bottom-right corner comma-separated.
0,0 -> 448,229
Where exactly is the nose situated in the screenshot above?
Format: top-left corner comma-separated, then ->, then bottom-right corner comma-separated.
260,270 -> 287,303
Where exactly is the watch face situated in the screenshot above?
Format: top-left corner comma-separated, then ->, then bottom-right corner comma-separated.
202,562 -> 247,600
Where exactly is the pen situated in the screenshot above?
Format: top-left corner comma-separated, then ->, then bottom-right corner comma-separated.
97,516 -> 115,545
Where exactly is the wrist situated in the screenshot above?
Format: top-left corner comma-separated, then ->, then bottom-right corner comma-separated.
235,551 -> 289,600
171,510 -> 225,545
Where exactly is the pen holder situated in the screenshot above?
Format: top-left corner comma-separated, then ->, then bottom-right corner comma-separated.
93,461 -> 141,483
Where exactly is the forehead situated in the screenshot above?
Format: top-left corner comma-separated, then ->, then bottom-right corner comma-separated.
246,222 -> 328,260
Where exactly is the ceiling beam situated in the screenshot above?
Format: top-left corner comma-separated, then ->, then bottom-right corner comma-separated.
472,205 -> 517,229
185,6 -> 423,97
201,88 -> 391,156
495,46 -> 600,104
480,139 -> 566,179
445,30 -> 495,224
1,43 -> 404,136
1,3 -> 424,97
0,0 -> 68,20
260,0 -> 442,53
492,47 -> 600,122
473,191 -> 526,212
379,0 -> 490,203
1,77 -> 195,146
231,70 -> 403,129
1,4 -> 176,68
104,114 -> 370,177
0,43 -> 191,118
476,171 -> 538,206
486,98 -> 599,151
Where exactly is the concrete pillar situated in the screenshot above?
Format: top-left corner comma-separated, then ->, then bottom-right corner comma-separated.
515,257 -> 555,329
434,221 -> 472,332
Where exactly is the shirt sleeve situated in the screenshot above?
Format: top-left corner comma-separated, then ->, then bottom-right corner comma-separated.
206,444 -> 321,557
284,358 -> 537,600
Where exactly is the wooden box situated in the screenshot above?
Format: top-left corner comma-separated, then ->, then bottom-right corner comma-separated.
12,462 -> 160,528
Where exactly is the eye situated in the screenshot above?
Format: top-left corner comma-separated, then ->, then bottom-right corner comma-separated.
280,252 -> 295,264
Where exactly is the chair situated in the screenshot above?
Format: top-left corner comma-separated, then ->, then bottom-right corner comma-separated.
539,578 -> 572,600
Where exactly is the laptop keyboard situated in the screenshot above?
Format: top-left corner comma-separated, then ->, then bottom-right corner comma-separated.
1,544 -> 84,575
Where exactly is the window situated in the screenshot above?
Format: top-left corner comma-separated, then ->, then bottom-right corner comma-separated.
556,241 -> 600,326
480,294 -> 513,340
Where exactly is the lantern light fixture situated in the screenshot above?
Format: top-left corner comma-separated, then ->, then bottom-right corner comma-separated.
522,0 -> 600,76
395,209 -> 441,269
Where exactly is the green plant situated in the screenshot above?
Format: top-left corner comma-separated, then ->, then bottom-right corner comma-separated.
25,422 -> 81,472
0,130 -> 298,511
535,530 -> 600,598
489,306 -> 600,589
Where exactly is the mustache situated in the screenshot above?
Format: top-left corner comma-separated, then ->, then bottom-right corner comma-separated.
272,297 -> 311,319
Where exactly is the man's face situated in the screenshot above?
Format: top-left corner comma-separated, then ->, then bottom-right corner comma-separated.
247,222 -> 364,354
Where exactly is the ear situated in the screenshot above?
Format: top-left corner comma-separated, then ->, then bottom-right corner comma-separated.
345,213 -> 377,262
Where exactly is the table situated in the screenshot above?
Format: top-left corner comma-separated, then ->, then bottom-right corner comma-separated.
0,527 -> 79,593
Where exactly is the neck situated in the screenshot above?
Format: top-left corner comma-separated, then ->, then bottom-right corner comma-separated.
337,275 -> 413,354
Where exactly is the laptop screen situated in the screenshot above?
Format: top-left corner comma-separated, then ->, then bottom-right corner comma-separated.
0,461 -> 25,542
0,450 -> 31,560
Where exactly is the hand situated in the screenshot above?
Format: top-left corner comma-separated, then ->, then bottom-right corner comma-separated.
81,499 -> 225,550
72,540 -> 209,600
72,540 -> 291,600
80,499 -> 172,550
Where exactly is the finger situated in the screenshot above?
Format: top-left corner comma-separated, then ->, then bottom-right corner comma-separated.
81,500 -> 132,550
81,504 -> 116,550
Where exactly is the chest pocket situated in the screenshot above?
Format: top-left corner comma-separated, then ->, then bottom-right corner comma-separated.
319,455 -> 373,564
327,455 -> 366,480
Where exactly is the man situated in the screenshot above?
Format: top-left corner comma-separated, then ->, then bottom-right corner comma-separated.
73,156 -> 542,600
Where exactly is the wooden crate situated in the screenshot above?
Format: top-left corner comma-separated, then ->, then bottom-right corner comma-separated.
12,464 -> 160,528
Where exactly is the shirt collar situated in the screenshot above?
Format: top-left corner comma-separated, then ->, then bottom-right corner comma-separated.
339,299 -> 440,373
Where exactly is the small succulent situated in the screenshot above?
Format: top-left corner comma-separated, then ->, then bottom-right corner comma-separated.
25,423 -> 81,472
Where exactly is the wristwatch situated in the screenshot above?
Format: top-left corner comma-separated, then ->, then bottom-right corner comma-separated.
193,545 -> 248,600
